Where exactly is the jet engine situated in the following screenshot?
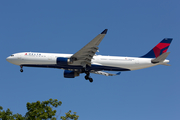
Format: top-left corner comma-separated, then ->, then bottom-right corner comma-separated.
56,57 -> 72,65
64,70 -> 80,78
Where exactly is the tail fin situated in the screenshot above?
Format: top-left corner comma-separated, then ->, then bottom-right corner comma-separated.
141,38 -> 173,58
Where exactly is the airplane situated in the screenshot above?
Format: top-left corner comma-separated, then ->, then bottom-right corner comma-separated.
6,29 -> 172,82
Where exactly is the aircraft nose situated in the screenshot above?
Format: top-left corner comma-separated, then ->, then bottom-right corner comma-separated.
6,55 -> 20,65
6,56 -> 11,62
6,56 -> 14,64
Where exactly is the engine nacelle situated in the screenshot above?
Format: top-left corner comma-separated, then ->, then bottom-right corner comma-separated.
56,57 -> 71,65
64,70 -> 80,78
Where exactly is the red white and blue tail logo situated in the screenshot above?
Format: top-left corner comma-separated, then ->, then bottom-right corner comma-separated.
142,38 -> 173,58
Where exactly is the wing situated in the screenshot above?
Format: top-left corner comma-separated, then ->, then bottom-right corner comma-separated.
91,71 -> 121,76
69,29 -> 108,67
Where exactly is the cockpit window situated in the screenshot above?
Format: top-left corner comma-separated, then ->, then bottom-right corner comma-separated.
11,55 -> 14,56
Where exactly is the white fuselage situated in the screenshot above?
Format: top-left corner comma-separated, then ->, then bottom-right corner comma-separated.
6,52 -> 170,71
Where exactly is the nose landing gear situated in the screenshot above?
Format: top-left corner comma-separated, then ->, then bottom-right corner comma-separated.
20,66 -> 23,72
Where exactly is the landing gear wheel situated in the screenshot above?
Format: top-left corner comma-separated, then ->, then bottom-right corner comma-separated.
89,78 -> 93,83
20,69 -> 23,72
20,66 -> 23,72
84,71 -> 93,82
85,76 -> 89,80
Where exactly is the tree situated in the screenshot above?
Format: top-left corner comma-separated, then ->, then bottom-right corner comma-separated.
60,110 -> 79,120
0,106 -> 15,120
0,99 -> 79,120
25,98 -> 62,120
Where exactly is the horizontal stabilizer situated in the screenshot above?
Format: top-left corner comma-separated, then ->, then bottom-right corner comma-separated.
161,63 -> 171,66
151,52 -> 170,63
91,71 -> 121,76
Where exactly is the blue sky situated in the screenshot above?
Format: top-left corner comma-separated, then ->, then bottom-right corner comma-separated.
0,0 -> 180,120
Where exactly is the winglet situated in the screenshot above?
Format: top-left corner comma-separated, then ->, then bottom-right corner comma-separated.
101,29 -> 108,34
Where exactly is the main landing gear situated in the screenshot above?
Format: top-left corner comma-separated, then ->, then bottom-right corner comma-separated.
84,71 -> 93,83
20,66 -> 23,72
82,68 -> 93,83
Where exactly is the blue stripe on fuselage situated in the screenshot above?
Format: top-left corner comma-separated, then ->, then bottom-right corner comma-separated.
21,64 -> 130,71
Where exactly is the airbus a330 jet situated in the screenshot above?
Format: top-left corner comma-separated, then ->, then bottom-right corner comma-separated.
6,29 -> 172,82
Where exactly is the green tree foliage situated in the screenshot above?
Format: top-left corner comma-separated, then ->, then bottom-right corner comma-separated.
60,110 -> 79,120
13,114 -> 25,120
25,98 -> 62,120
0,99 -> 79,120
0,106 -> 15,120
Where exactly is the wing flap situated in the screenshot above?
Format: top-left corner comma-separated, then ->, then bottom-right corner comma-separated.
91,71 -> 121,76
